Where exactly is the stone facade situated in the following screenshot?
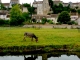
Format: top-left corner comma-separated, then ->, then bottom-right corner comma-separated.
33,0 -> 50,15
43,0 -> 50,15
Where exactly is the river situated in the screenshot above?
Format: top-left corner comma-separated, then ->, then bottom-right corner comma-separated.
0,52 -> 80,60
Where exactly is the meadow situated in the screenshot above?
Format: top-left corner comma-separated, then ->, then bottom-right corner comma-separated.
0,27 -> 80,52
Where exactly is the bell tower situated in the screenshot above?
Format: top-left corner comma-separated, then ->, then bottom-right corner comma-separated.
43,0 -> 50,15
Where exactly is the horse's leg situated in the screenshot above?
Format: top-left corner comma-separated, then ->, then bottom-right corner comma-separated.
23,36 -> 26,41
35,38 -> 38,42
31,37 -> 33,41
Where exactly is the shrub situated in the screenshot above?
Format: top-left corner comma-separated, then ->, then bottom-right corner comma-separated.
47,20 -> 54,24
57,11 -> 71,24
41,18 -> 47,24
0,19 -> 10,26
68,21 -> 78,25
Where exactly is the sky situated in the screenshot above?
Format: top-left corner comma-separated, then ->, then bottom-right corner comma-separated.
1,0 -> 80,4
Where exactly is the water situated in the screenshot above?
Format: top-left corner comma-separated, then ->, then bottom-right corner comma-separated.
0,52 -> 80,60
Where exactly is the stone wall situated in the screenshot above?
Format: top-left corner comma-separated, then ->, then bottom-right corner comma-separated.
23,25 -> 80,29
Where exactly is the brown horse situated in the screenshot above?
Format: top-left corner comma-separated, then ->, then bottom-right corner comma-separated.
23,32 -> 38,42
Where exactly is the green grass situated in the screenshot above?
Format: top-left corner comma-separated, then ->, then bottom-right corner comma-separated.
0,27 -> 80,48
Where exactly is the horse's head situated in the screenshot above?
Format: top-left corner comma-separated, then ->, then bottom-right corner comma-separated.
36,37 -> 38,42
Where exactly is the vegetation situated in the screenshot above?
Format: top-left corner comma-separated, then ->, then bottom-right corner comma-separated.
10,4 -> 25,26
0,3 -> 6,10
0,19 -> 10,26
48,0 -> 71,14
57,11 -> 71,24
22,3 -> 35,14
0,27 -> 80,52
41,18 -> 47,24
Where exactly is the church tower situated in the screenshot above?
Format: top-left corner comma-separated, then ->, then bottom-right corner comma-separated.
43,0 -> 50,15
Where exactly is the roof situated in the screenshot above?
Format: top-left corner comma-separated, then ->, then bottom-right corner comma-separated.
10,0 -> 19,1
32,14 -> 58,19
0,10 -> 9,15
33,1 -> 43,4
0,12 -> 6,15
3,3 -> 10,6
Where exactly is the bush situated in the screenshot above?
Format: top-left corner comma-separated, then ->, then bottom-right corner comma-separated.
0,19 -> 5,25
47,20 -> 54,24
57,11 -> 71,24
41,18 -> 47,24
0,19 -> 10,26
68,21 -> 78,25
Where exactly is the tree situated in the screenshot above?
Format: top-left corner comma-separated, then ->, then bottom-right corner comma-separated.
0,3 -> 6,10
48,0 -> 54,8
22,12 -> 30,19
57,11 -> 71,24
77,9 -> 80,14
70,8 -> 76,12
22,3 -> 35,14
10,4 -> 25,26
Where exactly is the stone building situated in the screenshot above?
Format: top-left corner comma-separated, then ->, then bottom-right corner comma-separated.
33,0 -> 50,15
43,0 -> 50,15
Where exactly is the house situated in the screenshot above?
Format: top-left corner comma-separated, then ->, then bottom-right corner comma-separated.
32,14 -> 58,23
77,18 -> 80,25
3,3 -> 10,8
0,10 -> 10,20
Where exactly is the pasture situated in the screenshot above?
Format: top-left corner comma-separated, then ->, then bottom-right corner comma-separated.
0,27 -> 80,51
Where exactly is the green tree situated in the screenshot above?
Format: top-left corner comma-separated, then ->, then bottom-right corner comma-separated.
22,12 -> 30,21
77,9 -> 80,14
22,3 -> 35,14
10,4 -> 25,26
70,8 -> 76,12
0,3 -> 6,10
57,11 -> 71,24
58,3 -> 63,13
48,0 -> 54,8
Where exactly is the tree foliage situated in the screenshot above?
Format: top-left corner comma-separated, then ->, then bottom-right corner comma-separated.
42,18 -> 47,24
22,3 -> 35,14
57,11 -> 71,24
10,4 -> 25,26
0,3 -> 6,10
77,9 -> 80,14
22,12 -> 30,21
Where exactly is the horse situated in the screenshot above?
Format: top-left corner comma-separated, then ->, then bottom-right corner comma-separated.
23,32 -> 38,42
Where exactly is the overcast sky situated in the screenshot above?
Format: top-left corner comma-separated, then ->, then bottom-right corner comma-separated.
1,0 -> 80,4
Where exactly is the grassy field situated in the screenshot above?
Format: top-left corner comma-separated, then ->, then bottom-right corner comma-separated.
0,27 -> 80,48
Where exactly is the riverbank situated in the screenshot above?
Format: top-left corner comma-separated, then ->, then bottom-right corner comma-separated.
0,27 -> 80,54
0,45 -> 80,55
